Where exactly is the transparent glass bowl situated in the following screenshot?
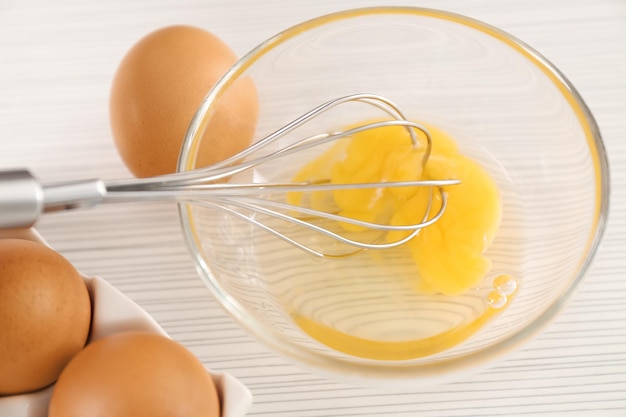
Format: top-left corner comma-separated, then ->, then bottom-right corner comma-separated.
177,7 -> 609,386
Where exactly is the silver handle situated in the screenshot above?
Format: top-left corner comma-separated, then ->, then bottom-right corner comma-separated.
0,169 -> 107,229
0,169 -> 43,228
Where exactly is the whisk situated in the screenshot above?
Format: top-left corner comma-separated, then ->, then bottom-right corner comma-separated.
0,93 -> 459,257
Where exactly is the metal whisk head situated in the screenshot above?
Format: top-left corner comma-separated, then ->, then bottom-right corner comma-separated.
0,94 -> 459,258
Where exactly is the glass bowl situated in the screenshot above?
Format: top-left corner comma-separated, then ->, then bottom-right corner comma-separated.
177,7 -> 609,387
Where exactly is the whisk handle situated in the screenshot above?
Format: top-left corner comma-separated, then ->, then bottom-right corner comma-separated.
0,169 -> 42,229
0,169 -> 106,229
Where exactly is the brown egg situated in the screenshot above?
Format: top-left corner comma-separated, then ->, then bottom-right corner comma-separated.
0,239 -> 91,395
109,25 -> 259,178
48,331 -> 220,417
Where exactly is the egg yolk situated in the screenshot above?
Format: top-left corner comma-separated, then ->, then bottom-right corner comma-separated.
288,122 -> 501,296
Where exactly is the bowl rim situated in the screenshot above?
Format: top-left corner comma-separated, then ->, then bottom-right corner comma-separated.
176,6 -> 610,385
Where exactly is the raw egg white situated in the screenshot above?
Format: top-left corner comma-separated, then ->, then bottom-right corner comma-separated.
0,239 -> 91,395
109,25 -> 259,177
48,331 -> 220,417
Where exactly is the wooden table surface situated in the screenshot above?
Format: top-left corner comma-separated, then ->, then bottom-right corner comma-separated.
1,0 -> 625,415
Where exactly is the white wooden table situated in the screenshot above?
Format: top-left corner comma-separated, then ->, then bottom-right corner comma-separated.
1,0 -> 625,415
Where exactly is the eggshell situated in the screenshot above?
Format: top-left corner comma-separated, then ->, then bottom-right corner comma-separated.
48,332 -> 220,417
109,25 -> 259,177
0,239 -> 91,395
0,229 -> 253,417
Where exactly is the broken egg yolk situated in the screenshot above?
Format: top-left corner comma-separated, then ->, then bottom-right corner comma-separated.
288,122 -> 502,296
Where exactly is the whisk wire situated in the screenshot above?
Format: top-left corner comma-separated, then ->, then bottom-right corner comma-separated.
189,188 -> 450,259
104,93 -> 457,257
106,93 -> 429,189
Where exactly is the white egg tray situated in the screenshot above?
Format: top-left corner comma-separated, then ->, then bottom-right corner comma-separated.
0,228 -> 252,417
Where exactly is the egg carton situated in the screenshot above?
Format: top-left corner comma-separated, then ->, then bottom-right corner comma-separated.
0,228 -> 252,417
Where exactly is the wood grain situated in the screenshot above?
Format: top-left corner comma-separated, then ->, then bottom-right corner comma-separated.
1,0 -> 625,415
